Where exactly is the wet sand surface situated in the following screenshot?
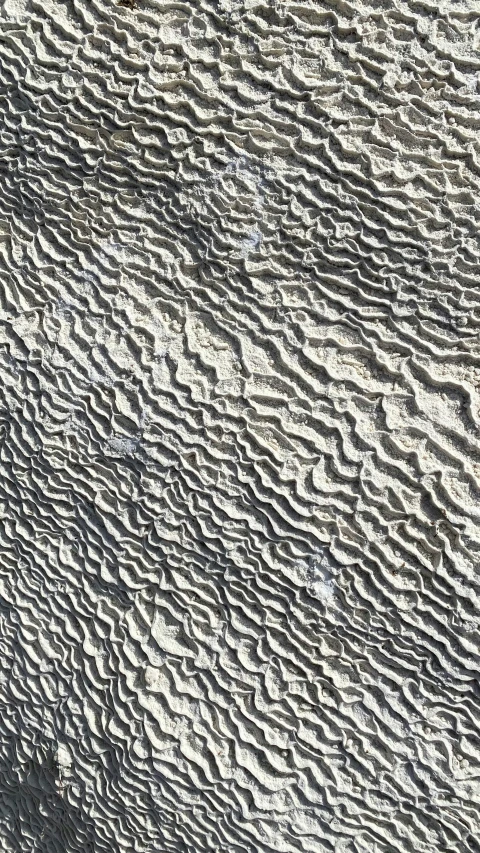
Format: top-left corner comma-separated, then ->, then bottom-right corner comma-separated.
0,1 -> 480,851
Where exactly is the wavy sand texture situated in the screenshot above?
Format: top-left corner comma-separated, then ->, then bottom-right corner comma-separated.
0,0 -> 480,851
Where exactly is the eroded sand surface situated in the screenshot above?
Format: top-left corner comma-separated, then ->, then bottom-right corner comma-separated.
0,1 -> 480,851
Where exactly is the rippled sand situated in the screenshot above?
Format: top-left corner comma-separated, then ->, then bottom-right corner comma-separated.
1,1 -> 480,851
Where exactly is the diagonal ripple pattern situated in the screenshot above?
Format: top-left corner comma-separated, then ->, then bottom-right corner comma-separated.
0,1 -> 480,852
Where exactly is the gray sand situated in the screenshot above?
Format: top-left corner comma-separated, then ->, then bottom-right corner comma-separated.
0,1 -> 479,852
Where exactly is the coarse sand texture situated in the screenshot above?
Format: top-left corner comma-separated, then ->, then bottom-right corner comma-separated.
0,2 -> 479,852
